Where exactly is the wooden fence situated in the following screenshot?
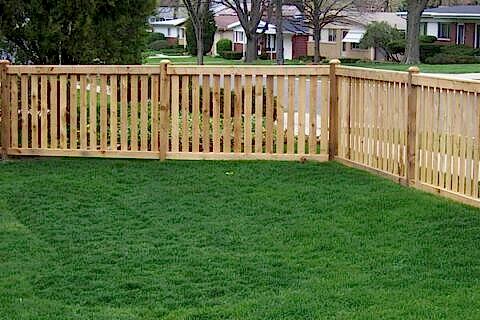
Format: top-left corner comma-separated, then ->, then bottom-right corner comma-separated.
1,60 -> 480,207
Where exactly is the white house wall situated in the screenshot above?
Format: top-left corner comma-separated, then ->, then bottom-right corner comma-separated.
284,34 -> 293,60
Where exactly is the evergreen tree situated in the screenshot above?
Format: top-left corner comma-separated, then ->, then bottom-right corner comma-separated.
185,9 -> 216,57
0,0 -> 156,64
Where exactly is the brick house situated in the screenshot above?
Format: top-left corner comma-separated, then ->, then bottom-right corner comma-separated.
398,5 -> 480,48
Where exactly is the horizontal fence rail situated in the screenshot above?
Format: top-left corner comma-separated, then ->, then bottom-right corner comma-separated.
2,60 -> 480,208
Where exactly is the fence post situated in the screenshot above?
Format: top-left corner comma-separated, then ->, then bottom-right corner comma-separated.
0,60 -> 10,160
406,66 -> 420,186
159,60 -> 171,161
328,59 -> 340,160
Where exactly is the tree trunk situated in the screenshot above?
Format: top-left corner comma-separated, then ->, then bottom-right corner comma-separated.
313,27 -> 321,64
196,26 -> 204,65
275,0 -> 284,65
245,33 -> 257,62
404,0 -> 427,64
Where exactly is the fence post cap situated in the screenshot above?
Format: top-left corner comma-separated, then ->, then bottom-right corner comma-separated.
159,59 -> 171,65
329,59 -> 341,65
0,60 -> 10,65
408,66 -> 420,73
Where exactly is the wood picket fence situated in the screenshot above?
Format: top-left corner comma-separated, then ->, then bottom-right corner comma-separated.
1,60 -> 480,207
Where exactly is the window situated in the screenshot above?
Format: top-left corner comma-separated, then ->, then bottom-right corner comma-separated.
438,23 -> 450,39
328,29 -> 336,42
266,34 -> 276,51
179,28 -> 185,39
477,24 -> 480,48
233,31 -> 244,43
457,24 -> 465,45
167,27 -> 172,36
351,42 -> 360,50
420,23 -> 427,36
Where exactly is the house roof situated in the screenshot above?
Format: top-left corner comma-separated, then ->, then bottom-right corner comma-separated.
423,5 -> 480,15
150,18 -> 186,26
215,15 -> 239,30
397,5 -> 480,19
225,17 -> 308,35
349,12 -> 406,30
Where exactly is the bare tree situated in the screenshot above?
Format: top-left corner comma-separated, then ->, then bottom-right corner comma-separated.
182,0 -> 212,64
301,0 -> 353,64
404,0 -> 428,64
219,0 -> 270,62
274,0 -> 284,64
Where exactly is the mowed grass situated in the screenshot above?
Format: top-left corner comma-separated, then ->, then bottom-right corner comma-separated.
1,158 -> 480,319
144,55 -> 480,74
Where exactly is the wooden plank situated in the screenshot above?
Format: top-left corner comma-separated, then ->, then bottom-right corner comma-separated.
130,75 -> 138,151
69,75 -> 78,149
458,91 -> 467,195
8,65 -> 160,75
99,75 -> 108,150
192,75 -> 200,152
40,75 -> 48,149
445,89 -> 453,191
465,92 -> 473,197
89,75 -> 97,150
432,87 -> 440,187
276,76 -> 285,154
21,75 -> 28,148
7,147 -> 328,162
320,76 -> 329,156
438,88 -> 447,189
10,76 -> 18,148
0,62 -> 10,157
167,65 -> 330,76
212,75 -> 221,153
452,90 -> 460,192
474,92 -> 480,198
244,75 -> 253,153
287,76 -> 295,154
181,75 -> 189,152
265,75 -> 274,154
223,75 -> 232,153
140,75 -> 148,151
171,75 -> 180,153
233,75 -> 242,153
31,75 -> 38,149
202,74 -> 211,152
151,75 -> 159,151
309,75 -> 318,154
328,61 -> 340,159
159,61 -> 170,160
297,75 -> 306,154
120,75 -> 128,151
59,75 -> 67,149
79,75 -> 87,149
336,66 -> 409,83
110,75 -> 118,150
255,75 -> 263,153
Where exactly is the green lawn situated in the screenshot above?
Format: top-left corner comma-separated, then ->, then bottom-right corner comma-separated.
345,62 -> 480,74
144,55 -> 480,74
144,55 -> 307,65
1,159 -> 480,319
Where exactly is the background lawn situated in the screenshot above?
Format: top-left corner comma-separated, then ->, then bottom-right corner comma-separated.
1,159 -> 480,319
144,55 -> 480,74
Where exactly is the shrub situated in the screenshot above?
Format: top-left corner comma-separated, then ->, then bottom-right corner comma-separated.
419,35 -> 437,43
387,39 -> 406,55
216,39 -> 232,56
420,43 -> 442,62
259,52 -> 269,60
425,53 -> 480,64
221,51 -> 243,60
440,45 -> 480,57
148,39 -> 171,51
339,58 -> 361,63
147,32 -> 166,44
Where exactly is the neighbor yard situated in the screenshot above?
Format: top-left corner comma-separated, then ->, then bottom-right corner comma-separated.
144,55 -> 480,74
1,159 -> 480,319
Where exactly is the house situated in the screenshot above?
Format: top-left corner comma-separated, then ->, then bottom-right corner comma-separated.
149,18 -> 187,46
227,18 -> 309,60
211,5 -> 308,60
398,5 -> 480,48
307,12 -> 406,61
